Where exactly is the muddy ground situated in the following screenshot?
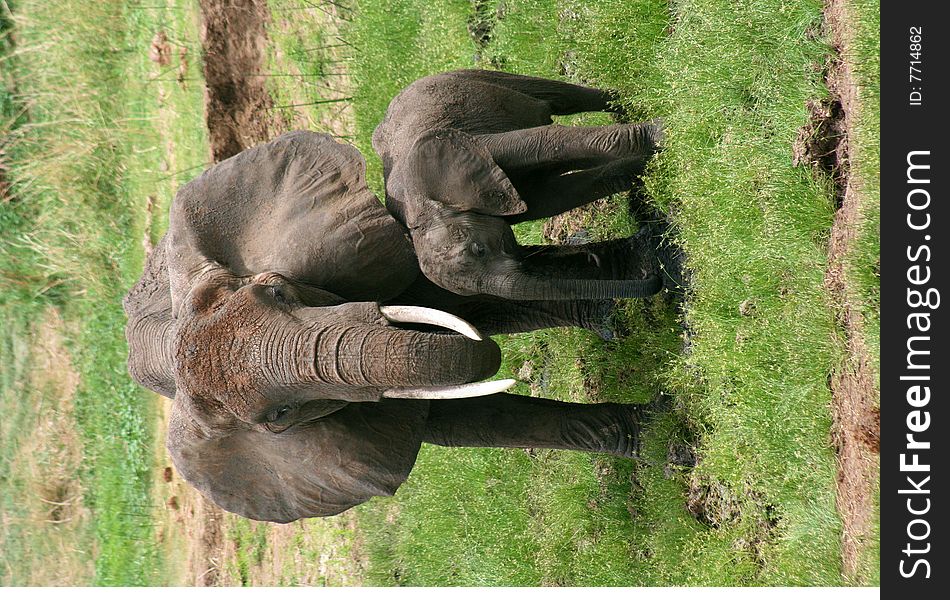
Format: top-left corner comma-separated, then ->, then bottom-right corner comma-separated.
198,0 -> 289,162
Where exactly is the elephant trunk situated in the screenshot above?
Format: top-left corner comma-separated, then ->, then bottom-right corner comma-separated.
476,271 -> 661,300
126,313 -> 177,397
309,325 -> 501,388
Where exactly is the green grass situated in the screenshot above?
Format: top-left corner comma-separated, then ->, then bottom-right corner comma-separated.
1,0 -> 208,585
347,0 -> 475,194
263,0 -> 357,137
226,518 -> 271,586
640,0 -> 844,585
0,307 -> 97,585
342,0 -> 877,586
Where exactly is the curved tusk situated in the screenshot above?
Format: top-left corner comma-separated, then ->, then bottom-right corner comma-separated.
380,305 -> 484,341
383,378 -> 517,399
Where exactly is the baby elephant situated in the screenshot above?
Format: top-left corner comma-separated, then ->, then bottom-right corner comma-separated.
373,69 -> 665,301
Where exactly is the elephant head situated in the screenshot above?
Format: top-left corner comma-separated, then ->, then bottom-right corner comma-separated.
125,132 -> 506,522
388,128 -> 661,300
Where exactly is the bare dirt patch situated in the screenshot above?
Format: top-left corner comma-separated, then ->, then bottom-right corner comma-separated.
816,0 -> 880,581
198,0 -> 289,162
152,394 -> 227,586
149,30 -> 172,66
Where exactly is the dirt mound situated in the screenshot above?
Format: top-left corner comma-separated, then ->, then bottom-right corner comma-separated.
819,0 -> 880,580
199,0 -> 288,162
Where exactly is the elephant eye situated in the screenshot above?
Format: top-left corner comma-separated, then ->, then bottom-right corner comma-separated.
269,405 -> 292,423
470,242 -> 486,258
269,285 -> 288,303
262,404 -> 294,433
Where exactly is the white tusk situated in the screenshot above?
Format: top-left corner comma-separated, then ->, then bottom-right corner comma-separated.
383,379 -> 517,399
380,305 -> 484,341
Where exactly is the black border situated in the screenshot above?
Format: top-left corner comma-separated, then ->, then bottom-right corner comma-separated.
882,0 -> 947,594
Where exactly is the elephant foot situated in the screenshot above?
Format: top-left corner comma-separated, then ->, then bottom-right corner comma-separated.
645,118 -> 665,150
596,403 -> 643,459
550,401 -> 643,458
576,298 -> 622,341
617,224 -> 663,281
619,192 -> 689,297
642,220 -> 688,296
623,220 -> 690,297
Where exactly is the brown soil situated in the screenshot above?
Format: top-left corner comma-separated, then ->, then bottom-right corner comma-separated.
198,0 -> 289,162
149,30 -> 172,66
819,0 -> 880,580
152,393 -> 228,586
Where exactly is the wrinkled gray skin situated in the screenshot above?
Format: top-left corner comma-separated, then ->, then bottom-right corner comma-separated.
374,69 -> 665,301
125,131 -> 643,524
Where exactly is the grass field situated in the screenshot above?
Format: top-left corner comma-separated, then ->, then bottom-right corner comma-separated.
0,0 -> 209,585
343,0 -> 880,586
1,0 -> 879,587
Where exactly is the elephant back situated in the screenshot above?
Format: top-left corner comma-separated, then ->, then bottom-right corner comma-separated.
372,70 -> 554,171
168,131 -> 419,307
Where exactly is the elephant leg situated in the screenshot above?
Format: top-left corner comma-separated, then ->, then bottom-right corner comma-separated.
422,394 -> 642,458
480,123 -> 661,174
457,69 -> 618,114
507,157 -> 650,223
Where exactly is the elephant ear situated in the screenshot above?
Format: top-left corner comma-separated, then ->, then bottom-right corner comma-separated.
167,392 -> 428,523
391,128 -> 527,226
168,131 -> 418,315
123,234 -> 176,398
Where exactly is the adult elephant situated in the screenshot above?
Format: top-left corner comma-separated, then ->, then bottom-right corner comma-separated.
125,131 -> 643,524
373,69 -> 666,301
